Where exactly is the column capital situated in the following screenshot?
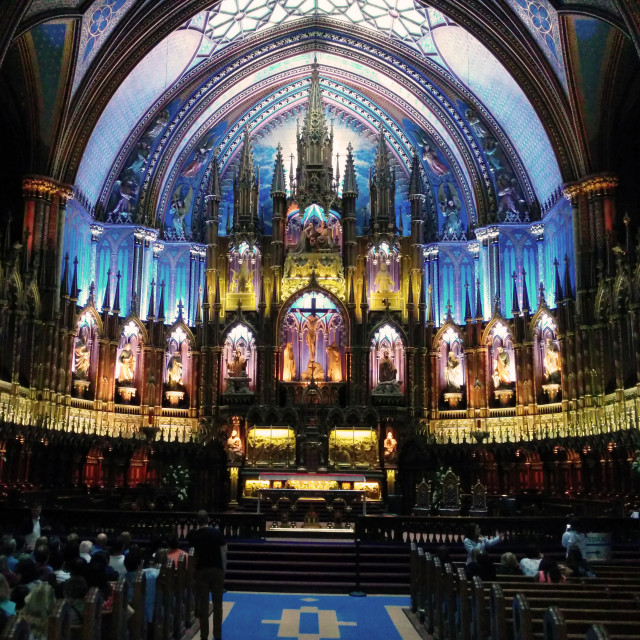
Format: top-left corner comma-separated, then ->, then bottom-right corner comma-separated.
22,175 -> 73,201
563,173 -> 619,201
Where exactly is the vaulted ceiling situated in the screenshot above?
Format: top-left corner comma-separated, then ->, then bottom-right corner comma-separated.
1,0 -> 639,227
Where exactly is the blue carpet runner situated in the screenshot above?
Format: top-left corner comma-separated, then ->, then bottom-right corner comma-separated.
206,592 -> 421,639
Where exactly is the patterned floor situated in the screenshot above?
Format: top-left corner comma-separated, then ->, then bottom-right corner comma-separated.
197,592 -> 421,640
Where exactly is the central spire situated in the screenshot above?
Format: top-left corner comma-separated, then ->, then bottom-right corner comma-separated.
294,54 -> 337,212
308,55 -> 323,115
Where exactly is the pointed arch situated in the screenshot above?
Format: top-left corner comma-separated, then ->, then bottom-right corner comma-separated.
221,321 -> 257,392
433,319 -> 465,349
481,315 -> 513,345
75,305 -> 104,336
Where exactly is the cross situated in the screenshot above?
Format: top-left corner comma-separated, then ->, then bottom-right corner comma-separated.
382,297 -> 390,312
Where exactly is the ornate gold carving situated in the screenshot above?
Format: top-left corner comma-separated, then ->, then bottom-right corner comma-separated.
282,252 -> 345,301
564,175 -> 619,201
22,177 -> 73,201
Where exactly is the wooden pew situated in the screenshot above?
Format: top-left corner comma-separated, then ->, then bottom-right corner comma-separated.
174,552 -> 187,639
105,578 -> 128,640
410,542 -> 418,613
70,586 -> 103,640
542,605 -> 640,640
48,600 -> 72,640
491,584 -> 639,640
128,569 -> 146,640
185,549 -> 196,629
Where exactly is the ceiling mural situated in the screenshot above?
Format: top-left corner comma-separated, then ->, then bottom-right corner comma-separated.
68,0 -> 569,246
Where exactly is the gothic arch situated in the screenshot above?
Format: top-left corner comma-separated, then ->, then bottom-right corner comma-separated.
277,283 -> 350,348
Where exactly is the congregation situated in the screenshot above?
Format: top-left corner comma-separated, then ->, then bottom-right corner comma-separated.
460,520 -> 596,585
0,503 -> 224,640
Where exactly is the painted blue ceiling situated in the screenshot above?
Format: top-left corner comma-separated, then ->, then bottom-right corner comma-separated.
73,1 -> 563,232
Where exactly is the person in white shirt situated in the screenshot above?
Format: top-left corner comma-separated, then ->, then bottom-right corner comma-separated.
108,537 -> 127,576
463,522 -> 503,564
79,540 -> 93,562
562,520 -> 587,558
519,545 -> 543,576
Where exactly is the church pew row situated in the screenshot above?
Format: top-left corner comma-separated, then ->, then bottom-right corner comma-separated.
0,551 -> 196,640
493,584 -> 640,640
409,545 -> 640,640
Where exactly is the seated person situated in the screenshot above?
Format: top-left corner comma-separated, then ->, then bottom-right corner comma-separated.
63,576 -> 88,625
167,534 -> 187,568
108,537 -> 127,577
536,557 -> 565,584
0,574 -> 15,617
465,550 -> 496,581
17,582 -> 55,640
124,546 -> 159,629
566,545 -> 595,578
498,552 -> 522,575
519,545 -> 543,577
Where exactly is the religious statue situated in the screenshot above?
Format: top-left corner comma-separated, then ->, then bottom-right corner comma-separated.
374,260 -> 395,293
117,341 -> 136,384
74,338 -> 91,379
226,428 -> 243,462
227,348 -> 248,377
237,262 -> 254,293
543,339 -> 561,384
492,346 -> 511,388
315,221 -> 334,249
305,314 -> 320,363
283,342 -> 296,381
326,342 -> 342,382
167,353 -> 183,387
293,220 -> 320,253
423,144 -> 449,176
445,350 -> 464,390
379,349 -> 397,383
383,430 -> 397,463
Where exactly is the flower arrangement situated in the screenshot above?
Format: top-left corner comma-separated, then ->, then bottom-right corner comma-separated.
162,463 -> 192,503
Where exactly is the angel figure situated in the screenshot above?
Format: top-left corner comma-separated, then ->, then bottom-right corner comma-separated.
169,186 -> 193,240
108,175 -> 138,223
127,140 -> 150,177
181,148 -> 208,179
423,145 -> 449,176
438,182 -> 463,238
146,109 -> 170,138
496,174 -> 521,219
465,108 -> 489,139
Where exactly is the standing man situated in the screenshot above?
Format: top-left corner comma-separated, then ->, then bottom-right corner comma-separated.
188,510 -> 227,640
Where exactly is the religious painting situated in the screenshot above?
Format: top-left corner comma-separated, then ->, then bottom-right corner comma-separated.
222,323 -> 256,394
370,323 -> 404,394
281,291 -> 345,383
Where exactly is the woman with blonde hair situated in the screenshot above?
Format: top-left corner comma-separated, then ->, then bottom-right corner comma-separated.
17,582 -> 55,639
